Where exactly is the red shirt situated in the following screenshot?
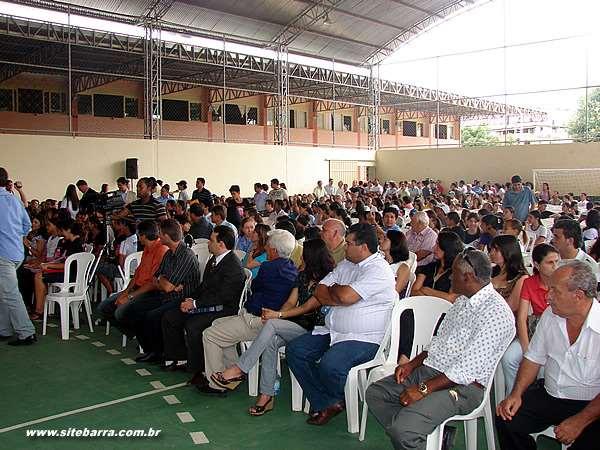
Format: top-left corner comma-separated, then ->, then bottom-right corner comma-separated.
519,273 -> 549,316
133,238 -> 168,287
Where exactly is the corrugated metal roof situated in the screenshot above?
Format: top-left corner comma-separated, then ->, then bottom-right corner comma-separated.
9,0 -> 476,64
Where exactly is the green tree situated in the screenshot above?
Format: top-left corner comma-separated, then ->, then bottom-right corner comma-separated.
461,125 -> 500,147
568,88 -> 600,141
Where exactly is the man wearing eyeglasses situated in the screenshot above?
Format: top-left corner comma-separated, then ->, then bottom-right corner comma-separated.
366,249 -> 515,450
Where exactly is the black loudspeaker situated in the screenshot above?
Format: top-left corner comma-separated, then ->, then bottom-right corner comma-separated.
125,158 -> 138,180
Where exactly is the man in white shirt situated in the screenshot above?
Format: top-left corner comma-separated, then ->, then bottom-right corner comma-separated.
497,261 -> 600,450
366,249 -> 515,450
117,177 -> 137,205
313,180 -> 325,199
324,178 -> 335,197
286,223 -> 397,425
370,180 -> 384,196
552,218 -> 599,280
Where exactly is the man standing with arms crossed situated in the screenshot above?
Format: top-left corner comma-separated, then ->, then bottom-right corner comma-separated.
0,167 -> 36,345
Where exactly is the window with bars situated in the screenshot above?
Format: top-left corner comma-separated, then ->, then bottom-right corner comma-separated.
247,107 -> 258,125
0,89 -> 13,111
43,92 -> 67,114
78,95 -> 92,115
162,99 -> 189,121
124,97 -> 138,118
94,94 -> 124,118
343,115 -> 352,131
434,124 -> 448,139
382,119 -> 391,134
190,102 -> 202,121
403,120 -> 417,136
18,89 -> 43,114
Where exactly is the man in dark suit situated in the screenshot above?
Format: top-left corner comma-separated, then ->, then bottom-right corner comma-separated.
161,225 -> 246,374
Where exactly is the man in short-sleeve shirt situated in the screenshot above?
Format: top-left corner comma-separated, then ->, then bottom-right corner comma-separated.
497,262 -> 600,450
127,178 -> 167,223
286,223 -> 397,425
503,175 -> 536,222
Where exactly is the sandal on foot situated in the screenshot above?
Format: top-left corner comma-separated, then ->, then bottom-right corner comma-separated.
248,397 -> 274,416
211,372 -> 245,390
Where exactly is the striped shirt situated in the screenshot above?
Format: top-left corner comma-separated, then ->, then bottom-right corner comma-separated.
192,188 -> 213,207
127,197 -> 166,223
155,242 -> 201,303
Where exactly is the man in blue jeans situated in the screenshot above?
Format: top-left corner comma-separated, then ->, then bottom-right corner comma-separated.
286,223 -> 397,425
0,167 -> 36,346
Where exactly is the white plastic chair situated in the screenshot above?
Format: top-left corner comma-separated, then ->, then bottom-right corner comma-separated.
106,251 -> 143,347
191,243 -> 211,280
359,296 -> 452,440
233,249 -> 246,261
42,252 -> 96,340
234,269 -> 261,396
404,272 -> 417,298
194,238 -> 209,245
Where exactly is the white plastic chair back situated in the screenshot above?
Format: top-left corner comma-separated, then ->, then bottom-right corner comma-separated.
117,251 -> 143,289
408,251 -> 418,274
191,243 -> 211,280
62,252 -> 96,295
403,272 -> 416,298
234,249 -> 246,261
238,268 -> 253,312
387,296 -> 452,365
359,296 -> 452,440
124,251 -> 142,283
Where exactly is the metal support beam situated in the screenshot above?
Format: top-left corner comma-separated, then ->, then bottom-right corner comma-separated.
274,47 -> 289,146
365,1 -> 475,65
0,43 -> 63,83
144,24 -> 161,139
368,64 -> 380,151
271,0 -> 345,48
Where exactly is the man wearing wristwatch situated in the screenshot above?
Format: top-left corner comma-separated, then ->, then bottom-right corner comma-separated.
96,220 -> 168,330
365,249 -> 515,450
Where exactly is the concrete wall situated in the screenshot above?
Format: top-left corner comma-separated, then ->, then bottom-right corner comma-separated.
0,134 -> 375,200
376,142 -> 600,190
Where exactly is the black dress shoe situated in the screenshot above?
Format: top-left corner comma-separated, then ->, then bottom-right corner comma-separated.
188,371 -> 208,386
195,383 -> 227,396
162,362 -> 188,372
7,334 -> 37,346
135,352 -> 161,363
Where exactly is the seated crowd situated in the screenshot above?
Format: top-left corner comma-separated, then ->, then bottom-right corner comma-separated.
2,168 -> 600,450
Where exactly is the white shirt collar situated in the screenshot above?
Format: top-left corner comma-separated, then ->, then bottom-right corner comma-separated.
357,252 -> 380,268
214,250 -> 231,266
584,299 -> 600,334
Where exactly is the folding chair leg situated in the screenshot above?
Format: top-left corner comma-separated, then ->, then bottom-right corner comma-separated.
122,334 -> 127,348
105,321 -> 110,336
